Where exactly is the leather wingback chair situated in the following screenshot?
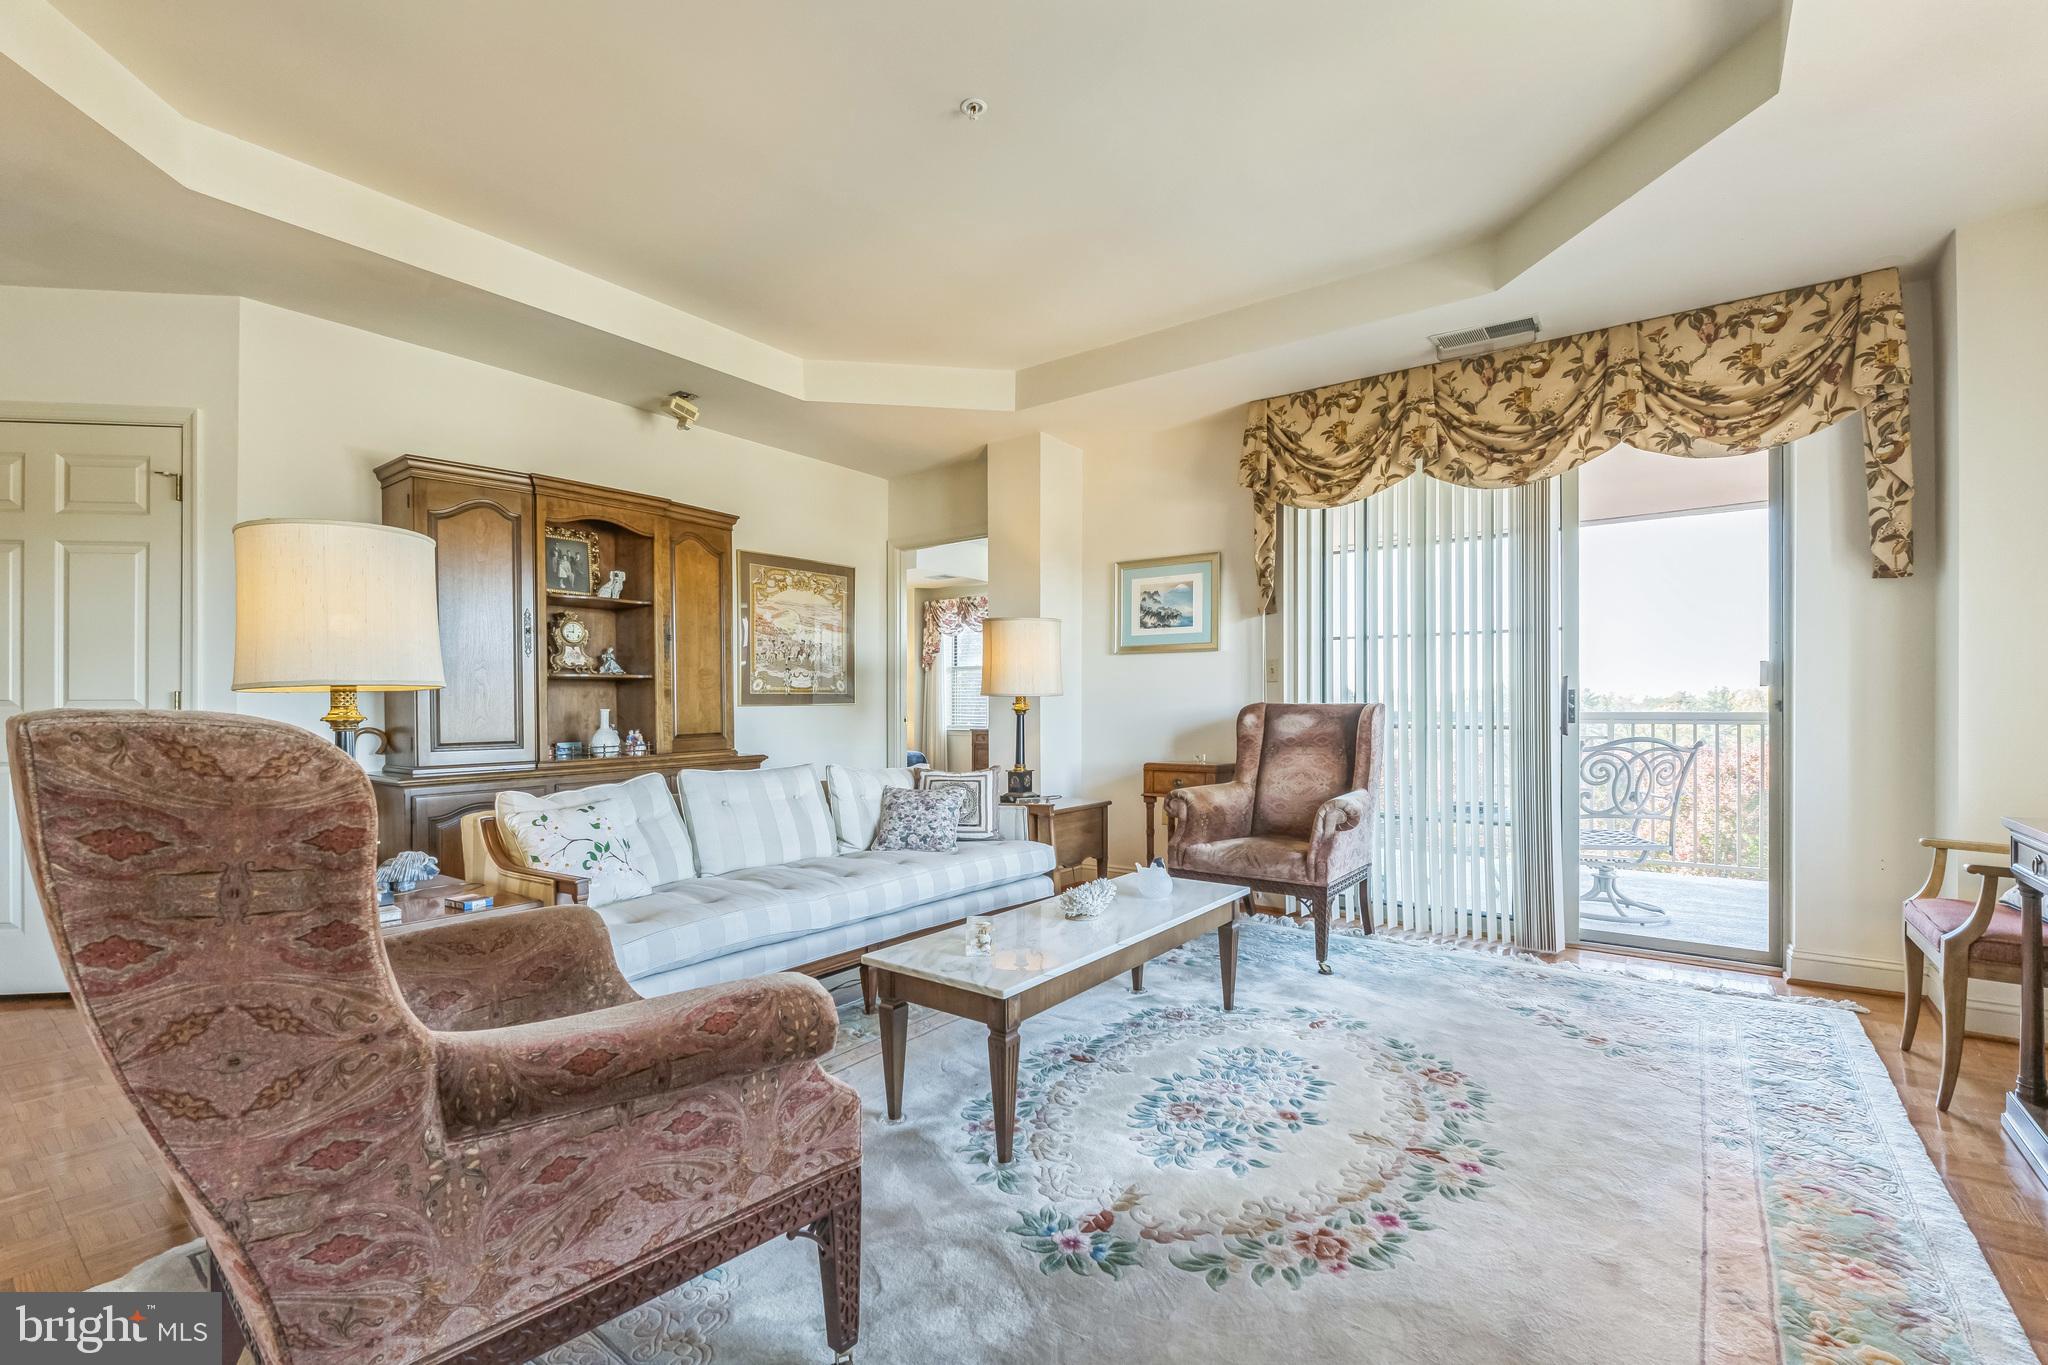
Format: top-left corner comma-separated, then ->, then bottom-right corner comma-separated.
1166,702 -> 1385,974
8,711 -> 862,1365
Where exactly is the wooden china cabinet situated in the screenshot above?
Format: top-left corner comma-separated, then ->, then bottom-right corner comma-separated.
371,456 -> 763,874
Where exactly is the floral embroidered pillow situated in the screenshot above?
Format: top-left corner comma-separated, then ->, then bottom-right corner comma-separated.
498,801 -> 651,908
872,785 -> 967,853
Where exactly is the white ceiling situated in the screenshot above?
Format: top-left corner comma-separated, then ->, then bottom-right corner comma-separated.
4,0 -> 2048,476
47,0 -> 1774,369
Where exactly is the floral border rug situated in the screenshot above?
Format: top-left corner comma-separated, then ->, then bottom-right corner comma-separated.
108,922 -> 2033,1364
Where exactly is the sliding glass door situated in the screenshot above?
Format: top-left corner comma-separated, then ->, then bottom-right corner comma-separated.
1559,448 -> 1788,966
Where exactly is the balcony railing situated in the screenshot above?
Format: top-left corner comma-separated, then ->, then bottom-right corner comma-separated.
1580,711 -> 1768,880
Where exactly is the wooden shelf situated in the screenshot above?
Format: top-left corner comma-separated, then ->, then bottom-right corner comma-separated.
549,671 -> 655,681
546,591 -> 653,610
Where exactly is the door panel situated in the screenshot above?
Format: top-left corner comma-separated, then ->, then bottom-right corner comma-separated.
428,496 -> 529,752
1,420 -> 183,994
663,521 -> 732,754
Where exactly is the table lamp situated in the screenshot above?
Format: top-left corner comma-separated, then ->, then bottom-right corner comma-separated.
981,616 -> 1062,802
232,519 -> 445,756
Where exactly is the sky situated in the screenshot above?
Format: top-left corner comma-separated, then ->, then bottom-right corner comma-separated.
1579,508 -> 1768,698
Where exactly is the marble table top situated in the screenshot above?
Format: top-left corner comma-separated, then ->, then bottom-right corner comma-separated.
861,874 -> 1243,1000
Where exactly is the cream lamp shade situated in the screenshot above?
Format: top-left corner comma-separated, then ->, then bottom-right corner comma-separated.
232,519 -> 444,750
981,616 -> 1063,698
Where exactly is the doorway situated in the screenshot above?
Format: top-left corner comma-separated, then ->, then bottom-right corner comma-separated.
1561,446 -> 1787,966
895,536 -> 989,769
0,417 -> 187,994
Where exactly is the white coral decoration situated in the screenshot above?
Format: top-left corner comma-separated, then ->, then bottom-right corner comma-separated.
1058,878 -> 1117,919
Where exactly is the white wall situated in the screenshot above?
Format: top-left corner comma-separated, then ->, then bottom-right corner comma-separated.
889,452 -> 987,547
1077,413 -> 1266,869
234,300 -> 890,769
0,286 -> 889,772
0,287 -> 241,706
1926,203 -> 2048,1036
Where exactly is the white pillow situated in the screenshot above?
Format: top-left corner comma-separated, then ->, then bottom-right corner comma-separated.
915,767 -> 1000,840
825,764 -> 921,850
498,773 -> 695,888
495,796 -> 652,908
676,765 -> 836,876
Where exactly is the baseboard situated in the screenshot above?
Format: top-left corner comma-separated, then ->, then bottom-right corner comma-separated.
1784,948 -> 1903,994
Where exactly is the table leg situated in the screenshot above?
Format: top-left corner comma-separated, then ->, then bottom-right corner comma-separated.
1096,816 -> 1111,880
2022,886 -> 2047,1108
1219,904 -> 1240,1012
878,979 -> 907,1122
1144,794 -> 1157,865
1130,963 -> 1145,993
989,1025 -> 1020,1164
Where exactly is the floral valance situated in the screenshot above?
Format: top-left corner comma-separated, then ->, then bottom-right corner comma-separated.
1241,267 -> 1911,610
920,595 -> 988,671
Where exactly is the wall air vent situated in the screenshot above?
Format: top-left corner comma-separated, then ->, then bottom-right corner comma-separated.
1428,316 -> 1541,361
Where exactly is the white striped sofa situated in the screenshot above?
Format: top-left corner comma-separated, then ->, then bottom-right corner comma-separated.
461,766 -> 1056,999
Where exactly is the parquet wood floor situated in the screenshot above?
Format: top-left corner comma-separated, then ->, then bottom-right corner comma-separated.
3,953 -> 2045,1357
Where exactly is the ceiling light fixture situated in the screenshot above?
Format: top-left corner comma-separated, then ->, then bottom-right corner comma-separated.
663,391 -> 700,429
959,97 -> 988,121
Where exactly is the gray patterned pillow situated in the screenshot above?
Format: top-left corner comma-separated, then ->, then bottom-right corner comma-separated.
873,785 -> 968,852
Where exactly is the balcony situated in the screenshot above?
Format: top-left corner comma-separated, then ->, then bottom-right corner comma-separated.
1577,710 -> 1770,952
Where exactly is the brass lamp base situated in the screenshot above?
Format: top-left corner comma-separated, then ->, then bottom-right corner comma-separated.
322,685 -> 390,757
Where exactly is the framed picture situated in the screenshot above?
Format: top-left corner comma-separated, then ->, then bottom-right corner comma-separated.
544,526 -> 600,594
739,552 -> 855,704
1113,552 -> 1220,654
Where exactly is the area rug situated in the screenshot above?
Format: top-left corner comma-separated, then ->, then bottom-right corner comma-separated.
105,923 -> 2032,1364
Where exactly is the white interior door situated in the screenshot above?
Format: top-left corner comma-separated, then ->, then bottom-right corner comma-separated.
0,419 -> 184,995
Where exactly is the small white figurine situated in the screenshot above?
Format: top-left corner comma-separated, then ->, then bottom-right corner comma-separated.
596,569 -> 627,599
597,646 -> 626,675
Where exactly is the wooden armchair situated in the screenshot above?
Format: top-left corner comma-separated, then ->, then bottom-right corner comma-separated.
1902,834 -> 2040,1111
10,711 -> 862,1365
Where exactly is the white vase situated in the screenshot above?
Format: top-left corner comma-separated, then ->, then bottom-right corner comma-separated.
590,707 -> 621,757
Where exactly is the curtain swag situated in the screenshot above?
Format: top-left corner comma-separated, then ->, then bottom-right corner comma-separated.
1240,267 -> 1912,611
920,594 -> 988,671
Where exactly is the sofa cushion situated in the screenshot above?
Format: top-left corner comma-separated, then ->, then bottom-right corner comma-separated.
677,765 -> 836,876
1174,834 -> 1313,884
598,839 -> 1058,981
824,763 -> 920,850
915,766 -> 999,840
498,771 -> 694,887
874,785 -> 966,852
496,797 -> 652,908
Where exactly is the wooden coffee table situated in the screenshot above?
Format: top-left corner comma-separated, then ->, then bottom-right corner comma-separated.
861,877 -> 1249,1164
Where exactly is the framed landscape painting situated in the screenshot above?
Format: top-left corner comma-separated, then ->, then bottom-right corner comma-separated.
1113,552 -> 1220,654
739,552 -> 855,704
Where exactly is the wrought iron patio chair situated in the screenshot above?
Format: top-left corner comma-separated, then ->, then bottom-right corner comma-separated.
1577,734 -> 1704,926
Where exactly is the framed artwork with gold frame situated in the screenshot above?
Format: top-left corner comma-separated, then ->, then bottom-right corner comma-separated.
739,551 -> 855,704
1113,552 -> 1220,654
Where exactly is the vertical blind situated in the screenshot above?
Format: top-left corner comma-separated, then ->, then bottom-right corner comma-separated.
1283,478 -> 1559,948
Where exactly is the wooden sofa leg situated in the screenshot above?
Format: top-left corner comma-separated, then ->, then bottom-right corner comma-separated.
806,1192 -> 862,1362
1901,930 -> 1924,1051
1310,897 -> 1333,974
859,965 -> 876,1016
1936,959 -> 1969,1112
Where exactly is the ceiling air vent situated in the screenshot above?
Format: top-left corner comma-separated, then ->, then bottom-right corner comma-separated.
1428,316 -> 1541,361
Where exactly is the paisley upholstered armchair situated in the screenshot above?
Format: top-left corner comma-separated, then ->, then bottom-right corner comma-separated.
8,711 -> 861,1365
1166,702 -> 1386,974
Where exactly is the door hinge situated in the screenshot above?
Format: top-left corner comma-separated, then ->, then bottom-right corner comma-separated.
169,689 -> 183,710
153,470 -> 184,502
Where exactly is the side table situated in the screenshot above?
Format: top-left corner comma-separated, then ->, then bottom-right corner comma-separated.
1022,797 -> 1111,882
1141,761 -> 1235,864
2002,816 -> 2048,1190
379,874 -> 541,935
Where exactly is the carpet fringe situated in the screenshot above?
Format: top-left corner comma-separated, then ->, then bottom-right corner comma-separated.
1314,917 -> 1870,1013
